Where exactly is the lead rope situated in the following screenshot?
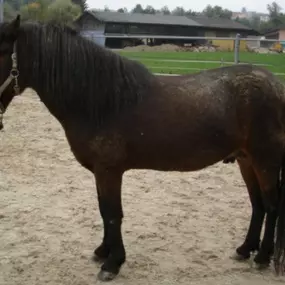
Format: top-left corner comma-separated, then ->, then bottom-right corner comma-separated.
0,42 -> 19,98
0,41 -> 20,127
11,42 -> 20,95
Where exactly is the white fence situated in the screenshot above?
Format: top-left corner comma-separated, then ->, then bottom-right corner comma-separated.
82,33 -> 284,63
82,33 -> 285,78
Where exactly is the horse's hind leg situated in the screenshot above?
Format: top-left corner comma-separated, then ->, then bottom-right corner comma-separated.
234,159 -> 265,260
93,168 -> 126,281
250,159 -> 280,267
234,155 -> 279,267
254,205 -> 277,267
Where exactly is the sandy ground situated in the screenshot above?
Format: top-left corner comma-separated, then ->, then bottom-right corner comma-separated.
0,90 -> 284,285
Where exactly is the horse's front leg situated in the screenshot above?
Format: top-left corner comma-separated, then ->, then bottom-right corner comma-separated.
93,168 -> 126,282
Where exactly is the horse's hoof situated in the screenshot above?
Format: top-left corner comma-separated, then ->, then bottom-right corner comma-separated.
253,254 -> 270,270
97,270 -> 117,282
231,252 -> 250,261
252,261 -> 270,270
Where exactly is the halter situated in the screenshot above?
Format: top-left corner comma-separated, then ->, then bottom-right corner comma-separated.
0,41 -> 20,126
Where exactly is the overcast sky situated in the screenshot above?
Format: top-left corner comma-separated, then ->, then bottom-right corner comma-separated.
86,0 -> 284,14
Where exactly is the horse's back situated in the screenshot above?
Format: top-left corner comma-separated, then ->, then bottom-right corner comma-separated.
118,64 -> 285,170
76,64 -> 285,172
113,67 -> 243,170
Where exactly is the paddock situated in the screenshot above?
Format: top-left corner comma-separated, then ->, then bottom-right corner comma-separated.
0,90 -> 283,285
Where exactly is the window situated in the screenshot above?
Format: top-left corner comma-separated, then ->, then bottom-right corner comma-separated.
105,24 -> 126,34
129,24 -> 150,34
215,30 -> 231,38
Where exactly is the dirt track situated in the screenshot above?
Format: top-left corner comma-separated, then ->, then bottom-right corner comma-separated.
0,90 -> 284,285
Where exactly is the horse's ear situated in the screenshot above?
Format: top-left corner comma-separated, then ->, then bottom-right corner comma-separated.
5,14 -> 20,41
12,15 -> 21,30
10,14 -> 21,32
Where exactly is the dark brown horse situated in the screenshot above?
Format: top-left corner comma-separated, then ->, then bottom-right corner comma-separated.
1,15 -> 285,281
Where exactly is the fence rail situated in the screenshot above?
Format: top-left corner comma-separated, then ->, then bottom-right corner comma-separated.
83,33 -> 285,79
90,34 -> 279,42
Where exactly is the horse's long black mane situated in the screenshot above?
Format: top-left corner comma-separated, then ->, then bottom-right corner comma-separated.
18,21 -> 155,127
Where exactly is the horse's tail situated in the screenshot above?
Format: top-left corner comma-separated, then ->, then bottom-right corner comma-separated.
274,154 -> 285,274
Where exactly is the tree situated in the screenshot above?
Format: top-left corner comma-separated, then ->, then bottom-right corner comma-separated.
71,0 -> 87,12
251,14 -> 261,29
267,1 -> 282,19
117,7 -> 128,13
202,5 -> 232,19
47,0 -> 81,23
20,0 -> 81,24
171,6 -> 185,16
267,1 -> 283,26
144,5 -> 156,14
185,9 -> 198,16
5,0 -> 22,12
20,0 -> 51,22
235,2 -> 285,33
131,4 -> 144,13
235,16 -> 251,27
4,2 -> 17,21
160,5 -> 170,15
103,5 -> 110,12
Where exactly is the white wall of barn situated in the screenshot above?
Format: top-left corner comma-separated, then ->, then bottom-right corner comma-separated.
77,15 -> 106,47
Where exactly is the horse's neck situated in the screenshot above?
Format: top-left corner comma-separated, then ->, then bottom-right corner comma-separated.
21,67 -> 68,125
17,28 -> 152,132
18,42 -> 72,124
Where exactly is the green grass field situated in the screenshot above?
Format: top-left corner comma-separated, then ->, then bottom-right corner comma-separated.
116,51 -> 285,80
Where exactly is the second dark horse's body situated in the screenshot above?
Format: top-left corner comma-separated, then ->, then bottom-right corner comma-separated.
1,16 -> 285,281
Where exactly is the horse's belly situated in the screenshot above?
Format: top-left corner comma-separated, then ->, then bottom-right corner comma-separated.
122,110 -> 240,171
125,127 -> 237,171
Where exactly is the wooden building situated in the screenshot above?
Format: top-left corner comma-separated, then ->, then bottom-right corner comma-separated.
74,11 -> 258,48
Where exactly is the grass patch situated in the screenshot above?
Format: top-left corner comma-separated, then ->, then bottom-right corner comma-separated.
147,67 -> 284,80
118,51 -> 285,66
116,50 -> 285,79
136,58 -> 284,74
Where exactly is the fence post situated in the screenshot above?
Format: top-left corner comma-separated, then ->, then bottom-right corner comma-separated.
0,0 -> 3,23
234,33 -> 240,64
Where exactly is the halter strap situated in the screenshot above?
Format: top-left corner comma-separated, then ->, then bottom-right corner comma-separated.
0,41 -> 20,125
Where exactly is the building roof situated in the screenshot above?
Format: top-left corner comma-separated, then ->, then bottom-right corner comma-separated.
263,24 -> 285,34
88,11 -> 202,27
188,15 -> 253,30
81,10 -> 255,31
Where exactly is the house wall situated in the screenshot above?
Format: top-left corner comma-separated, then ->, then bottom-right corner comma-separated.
104,23 -> 206,47
279,30 -> 285,48
204,30 -> 216,37
204,29 -> 247,51
76,14 -> 106,47
246,35 -> 262,48
279,29 -> 285,40
205,30 -> 241,38
105,23 -> 202,37
263,29 -> 285,49
264,31 -> 279,40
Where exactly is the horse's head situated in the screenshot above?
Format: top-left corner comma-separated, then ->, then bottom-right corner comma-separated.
0,15 -> 21,130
